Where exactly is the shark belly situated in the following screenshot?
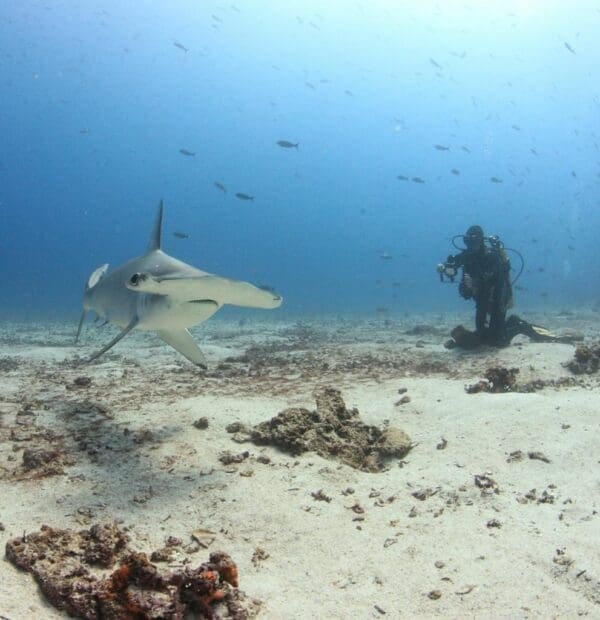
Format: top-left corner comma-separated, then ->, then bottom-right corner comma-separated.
135,294 -> 220,330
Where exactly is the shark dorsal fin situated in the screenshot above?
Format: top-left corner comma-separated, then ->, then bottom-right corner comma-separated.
147,199 -> 163,253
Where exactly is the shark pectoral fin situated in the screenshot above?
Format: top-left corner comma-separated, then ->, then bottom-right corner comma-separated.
75,309 -> 87,344
86,316 -> 139,363
156,329 -> 207,369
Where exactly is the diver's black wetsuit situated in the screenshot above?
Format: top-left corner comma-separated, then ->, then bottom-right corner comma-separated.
450,245 -> 512,346
440,226 -> 576,349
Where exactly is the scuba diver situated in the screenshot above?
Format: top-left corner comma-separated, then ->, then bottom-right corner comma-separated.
437,225 -> 570,349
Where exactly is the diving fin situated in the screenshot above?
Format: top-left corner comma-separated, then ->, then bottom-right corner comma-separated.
509,315 -> 581,344
156,329 -> 207,368
528,324 -> 583,344
527,324 -> 560,342
86,317 -> 139,362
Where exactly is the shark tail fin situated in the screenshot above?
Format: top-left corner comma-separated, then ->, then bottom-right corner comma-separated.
75,310 -> 86,343
147,199 -> 163,253
86,316 -> 139,363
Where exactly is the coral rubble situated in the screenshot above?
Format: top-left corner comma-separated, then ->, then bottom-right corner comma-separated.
229,387 -> 412,472
567,343 -> 600,375
5,522 -> 258,619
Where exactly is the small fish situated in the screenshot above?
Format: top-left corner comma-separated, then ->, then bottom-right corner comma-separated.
305,81 -> 316,90
564,41 -> 575,54
214,181 -> 227,193
173,232 -> 189,239
211,14 -> 222,22
344,89 -> 354,97
378,252 -> 393,260
179,148 -> 195,157
79,128 -> 89,134
512,124 -> 521,131
538,267 -> 545,273
397,174 -> 409,181
277,140 -> 299,149
412,176 -> 426,184
490,176 -> 503,183
235,192 -> 254,201
451,168 -> 460,175
173,42 -> 188,53
376,307 -> 389,313
461,146 -> 471,153
429,58 -> 442,69
571,170 -> 577,178
567,245 -> 575,251
530,148 -> 539,156
434,144 -> 450,151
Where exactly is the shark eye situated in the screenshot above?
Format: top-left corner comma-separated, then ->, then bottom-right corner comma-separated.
129,273 -> 142,286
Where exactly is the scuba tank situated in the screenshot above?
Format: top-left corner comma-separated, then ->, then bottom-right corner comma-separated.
487,235 -> 514,309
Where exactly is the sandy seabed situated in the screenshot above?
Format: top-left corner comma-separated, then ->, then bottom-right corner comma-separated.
0,309 -> 599,619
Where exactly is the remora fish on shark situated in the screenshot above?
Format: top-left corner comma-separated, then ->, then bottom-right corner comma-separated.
75,201 -> 282,367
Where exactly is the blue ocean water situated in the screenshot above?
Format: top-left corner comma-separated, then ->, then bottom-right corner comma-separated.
1,1 -> 598,321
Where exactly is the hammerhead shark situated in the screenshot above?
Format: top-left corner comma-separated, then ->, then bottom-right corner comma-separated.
75,201 -> 282,367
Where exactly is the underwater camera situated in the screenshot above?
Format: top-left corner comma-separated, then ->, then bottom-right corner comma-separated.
437,234 -> 524,284
436,256 -> 459,282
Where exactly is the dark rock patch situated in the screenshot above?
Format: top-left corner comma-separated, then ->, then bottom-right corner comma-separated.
229,387 -> 412,472
567,343 -> 600,375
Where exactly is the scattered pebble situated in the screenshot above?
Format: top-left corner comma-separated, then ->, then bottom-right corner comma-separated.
219,450 -> 249,465
528,451 -> 551,463
507,450 -> 524,462
73,376 -> 92,387
251,547 -> 269,565
311,489 -> 331,502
